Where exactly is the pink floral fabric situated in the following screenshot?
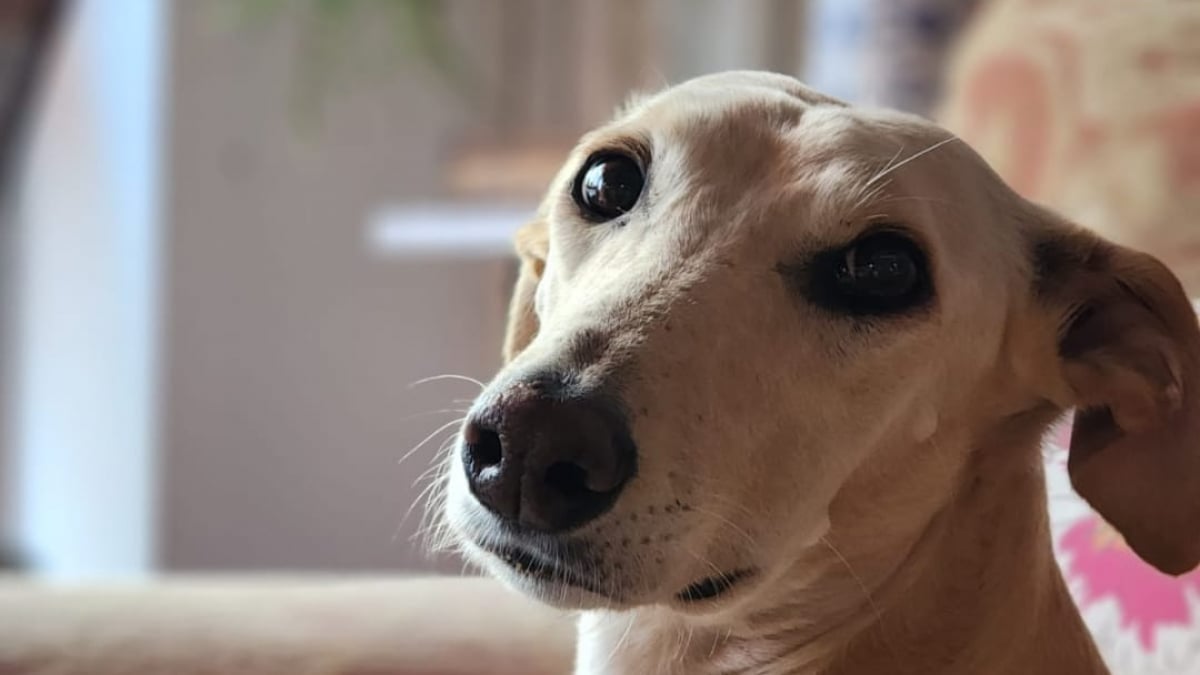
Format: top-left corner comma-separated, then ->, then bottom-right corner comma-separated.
939,0 -> 1200,296
1045,412 -> 1200,673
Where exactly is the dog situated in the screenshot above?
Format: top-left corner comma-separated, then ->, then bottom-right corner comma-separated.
437,71 -> 1200,674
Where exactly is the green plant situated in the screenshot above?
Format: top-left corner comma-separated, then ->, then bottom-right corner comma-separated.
228,0 -> 469,122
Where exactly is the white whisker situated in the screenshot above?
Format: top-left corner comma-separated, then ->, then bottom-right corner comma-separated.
411,449 -> 453,488
875,194 -> 955,208
397,417 -> 465,466
688,504 -> 758,552
682,544 -> 726,582
698,490 -> 757,521
403,467 -> 451,535
818,534 -> 895,661
872,145 -> 906,185
411,454 -> 458,547
865,136 -> 959,188
408,373 -> 487,390
398,407 -> 470,423
605,611 -> 638,671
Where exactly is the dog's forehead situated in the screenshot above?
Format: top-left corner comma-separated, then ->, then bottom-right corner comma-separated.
605,79 -> 949,230
627,77 -> 839,149
608,77 -> 948,194
638,71 -> 849,112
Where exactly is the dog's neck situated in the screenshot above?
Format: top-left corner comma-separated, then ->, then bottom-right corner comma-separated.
573,413 -> 1109,675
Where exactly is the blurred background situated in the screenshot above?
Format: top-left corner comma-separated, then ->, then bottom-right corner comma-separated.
0,0 -> 1197,582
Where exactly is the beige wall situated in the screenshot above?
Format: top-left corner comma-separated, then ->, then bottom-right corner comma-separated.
161,3 -> 512,572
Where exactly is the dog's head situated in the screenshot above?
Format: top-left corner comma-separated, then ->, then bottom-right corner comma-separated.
442,72 -> 1200,613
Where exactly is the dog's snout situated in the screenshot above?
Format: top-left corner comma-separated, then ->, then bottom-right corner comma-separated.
462,383 -> 636,532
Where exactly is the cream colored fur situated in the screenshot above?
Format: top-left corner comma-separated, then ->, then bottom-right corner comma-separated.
441,71 -> 1200,675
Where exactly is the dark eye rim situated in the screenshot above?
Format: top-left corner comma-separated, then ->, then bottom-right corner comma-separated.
570,150 -> 647,223
781,225 -> 936,318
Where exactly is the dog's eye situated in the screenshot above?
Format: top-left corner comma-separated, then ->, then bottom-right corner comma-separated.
799,230 -> 932,316
572,153 -> 644,221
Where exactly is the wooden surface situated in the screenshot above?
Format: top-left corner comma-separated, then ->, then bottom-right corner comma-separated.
0,575 -> 576,675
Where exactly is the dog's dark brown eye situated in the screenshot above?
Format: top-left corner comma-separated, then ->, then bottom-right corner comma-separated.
837,233 -> 921,297
573,153 -> 644,221
795,230 -> 933,316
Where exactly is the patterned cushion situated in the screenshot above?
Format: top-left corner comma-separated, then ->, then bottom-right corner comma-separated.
939,0 -> 1200,296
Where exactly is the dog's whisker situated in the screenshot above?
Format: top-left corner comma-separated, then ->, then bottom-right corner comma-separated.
605,610 -> 638,670
420,489 -> 456,550
408,448 -> 458,551
707,628 -> 722,660
850,178 -> 891,214
687,504 -> 759,553
403,469 -> 451,538
411,439 -> 455,484
397,417 -> 465,466
874,194 -> 956,207
868,144 -> 906,187
410,451 -> 453,490
696,490 -> 758,522
398,407 -> 470,423
395,436 -> 456,544
681,544 -> 726,584
408,494 -> 448,548
681,624 -> 697,665
818,535 -> 894,658
408,487 -> 454,551
407,373 -> 487,391
850,137 -> 959,218
865,136 -> 959,188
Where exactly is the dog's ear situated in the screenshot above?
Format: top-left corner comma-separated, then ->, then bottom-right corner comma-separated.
503,218 -> 549,363
1039,227 -> 1200,575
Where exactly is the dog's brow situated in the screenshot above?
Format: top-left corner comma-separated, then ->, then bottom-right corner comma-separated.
577,133 -> 652,167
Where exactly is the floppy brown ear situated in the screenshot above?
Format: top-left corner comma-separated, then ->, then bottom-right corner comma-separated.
502,218 -> 549,364
1042,228 -> 1200,575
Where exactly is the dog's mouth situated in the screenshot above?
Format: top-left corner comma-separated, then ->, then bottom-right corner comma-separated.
488,543 -> 603,595
479,537 -> 754,606
675,568 -> 756,603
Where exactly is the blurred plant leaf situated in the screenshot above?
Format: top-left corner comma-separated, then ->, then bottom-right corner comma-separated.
225,0 -> 473,129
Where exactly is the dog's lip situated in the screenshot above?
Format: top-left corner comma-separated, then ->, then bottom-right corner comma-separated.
675,568 -> 756,603
484,542 -> 603,594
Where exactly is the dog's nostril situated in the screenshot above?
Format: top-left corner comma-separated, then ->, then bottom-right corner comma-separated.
467,427 -> 503,469
463,387 -> 637,532
544,461 -> 595,500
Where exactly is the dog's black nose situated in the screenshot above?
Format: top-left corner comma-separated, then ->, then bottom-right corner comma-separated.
462,382 -> 636,532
